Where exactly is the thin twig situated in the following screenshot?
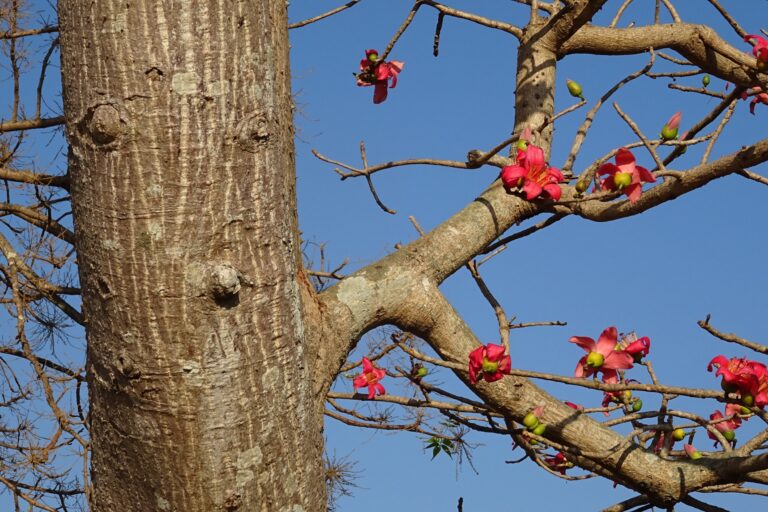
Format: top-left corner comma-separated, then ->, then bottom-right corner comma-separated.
613,102 -> 666,172
698,315 -> 768,355
288,1 -> 363,29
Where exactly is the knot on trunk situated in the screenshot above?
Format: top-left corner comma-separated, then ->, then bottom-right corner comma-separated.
209,264 -> 241,299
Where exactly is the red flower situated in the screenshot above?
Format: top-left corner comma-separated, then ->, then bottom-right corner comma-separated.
468,343 -> 511,384
500,145 -> 563,201
353,357 -> 386,399
597,148 -> 656,203
708,355 -> 768,408
740,87 -> 768,115
570,326 -> 635,384
617,332 -> 651,362
707,408 -> 741,446
543,452 -> 570,474
745,34 -> 768,71
355,49 -> 404,104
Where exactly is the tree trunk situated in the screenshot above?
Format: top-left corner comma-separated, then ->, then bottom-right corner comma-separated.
58,1 -> 325,510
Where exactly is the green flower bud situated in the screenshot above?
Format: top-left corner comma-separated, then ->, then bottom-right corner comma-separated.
516,139 -> 529,151
723,430 -> 736,442
566,79 -> 584,100
532,423 -> 547,436
673,428 -> 686,441
367,52 -> 379,63
660,125 -> 678,141
522,412 -> 540,430
632,399 -> 643,412
702,74 -> 710,87
415,366 -> 428,379
741,394 -> 754,407
740,405 -> 752,415
575,179 -> 588,194
623,390 -> 632,400
690,450 -> 703,460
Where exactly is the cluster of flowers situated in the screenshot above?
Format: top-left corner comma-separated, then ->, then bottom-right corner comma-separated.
739,35 -> 768,113
708,355 -> 768,409
354,49 -> 404,104
500,128 -> 564,202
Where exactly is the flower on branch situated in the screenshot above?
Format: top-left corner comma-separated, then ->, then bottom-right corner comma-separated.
684,444 -> 703,460
597,148 -> 656,203
617,331 -> 651,362
468,343 -> 511,384
744,34 -> 768,71
740,87 -> 768,115
707,407 -> 741,446
708,355 -> 768,409
660,111 -> 682,141
353,357 -> 386,399
355,49 -> 404,104
500,144 -> 563,201
543,452 -> 571,474
570,326 -> 634,384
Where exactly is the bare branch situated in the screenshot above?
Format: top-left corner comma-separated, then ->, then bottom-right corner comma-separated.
698,315 -> 768,355
288,1 -> 363,29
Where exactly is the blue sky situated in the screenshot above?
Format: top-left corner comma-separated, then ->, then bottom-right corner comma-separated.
2,1 -> 766,510
289,1 -> 767,511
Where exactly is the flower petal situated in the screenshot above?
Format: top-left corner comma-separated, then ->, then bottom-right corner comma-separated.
522,179 -> 543,200
595,327 -> 618,356
485,343 -> 506,362
373,81 -> 388,104
569,336 -> 596,353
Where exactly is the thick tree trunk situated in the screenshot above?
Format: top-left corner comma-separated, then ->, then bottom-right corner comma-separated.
58,1 -> 325,510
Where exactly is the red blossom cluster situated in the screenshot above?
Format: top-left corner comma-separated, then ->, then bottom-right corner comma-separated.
355,49 -> 404,104
708,355 -> 768,409
500,139 -> 564,201
468,343 -> 512,384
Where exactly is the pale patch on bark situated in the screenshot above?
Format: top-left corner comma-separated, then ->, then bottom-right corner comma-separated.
235,446 -> 263,487
171,72 -> 201,95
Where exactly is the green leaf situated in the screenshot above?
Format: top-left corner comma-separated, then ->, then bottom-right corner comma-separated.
431,445 -> 441,459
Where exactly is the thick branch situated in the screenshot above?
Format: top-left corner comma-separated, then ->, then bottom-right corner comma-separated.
562,24 -> 760,89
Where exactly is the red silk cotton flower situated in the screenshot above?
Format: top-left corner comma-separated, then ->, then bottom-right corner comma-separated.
740,87 -> 768,115
708,355 -> 768,408
468,343 -> 511,384
570,326 -> 635,384
745,34 -> 768,71
500,145 -> 563,201
597,148 -> 656,203
355,49 -> 404,104
353,357 -> 386,399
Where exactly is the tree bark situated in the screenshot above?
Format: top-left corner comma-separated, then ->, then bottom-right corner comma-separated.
58,1 -> 325,510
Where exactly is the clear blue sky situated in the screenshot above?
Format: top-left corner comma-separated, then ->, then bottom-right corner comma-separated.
289,1 -> 767,511
3,1 -> 766,511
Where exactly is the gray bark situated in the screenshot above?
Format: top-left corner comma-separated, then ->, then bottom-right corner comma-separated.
58,1 -> 325,510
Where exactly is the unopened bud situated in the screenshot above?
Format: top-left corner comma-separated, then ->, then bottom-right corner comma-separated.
632,399 -> 643,412
702,74 -> 711,87
723,430 -> 736,442
532,423 -> 547,436
566,79 -> 584,100
672,428 -> 686,441
522,412 -> 540,430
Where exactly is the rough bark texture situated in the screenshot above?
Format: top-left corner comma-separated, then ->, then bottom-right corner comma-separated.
58,1 -> 325,510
